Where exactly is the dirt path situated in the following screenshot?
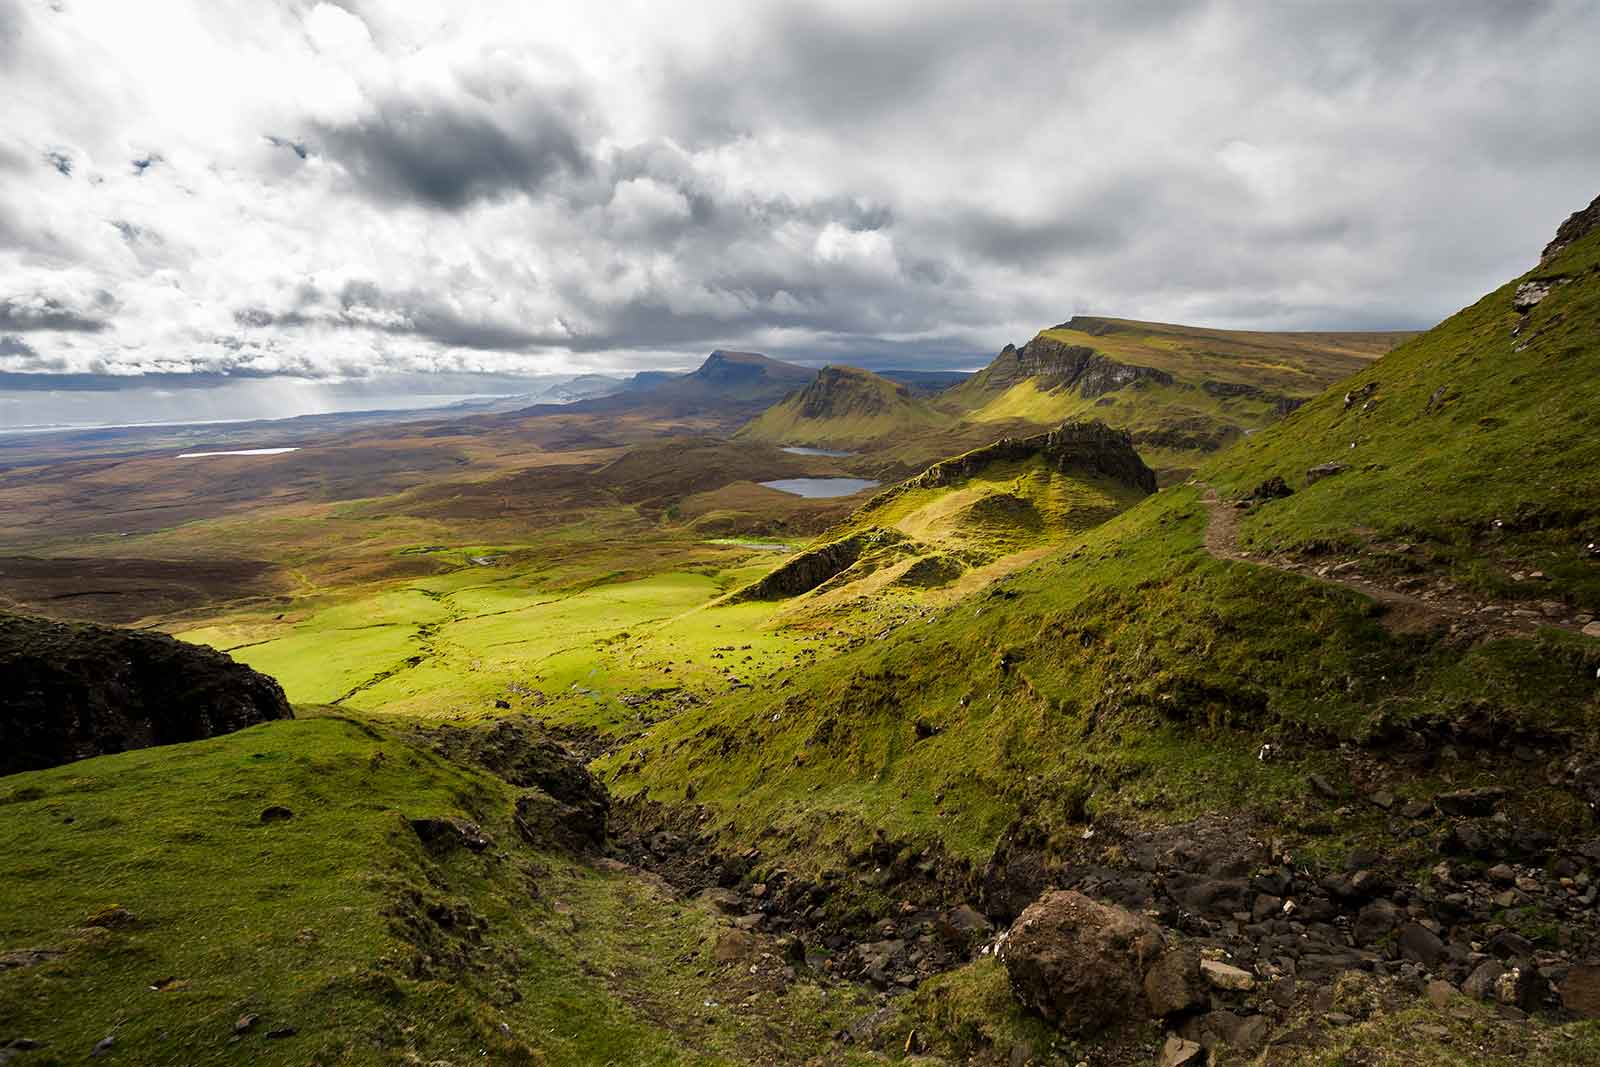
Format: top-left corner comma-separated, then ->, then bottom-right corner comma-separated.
1198,485 -> 1597,638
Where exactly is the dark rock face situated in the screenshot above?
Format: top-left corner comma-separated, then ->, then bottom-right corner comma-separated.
999,889 -> 1166,1034
1305,462 -> 1348,485
734,527 -> 909,601
0,611 -> 292,776
793,366 -> 910,419
900,420 -> 1158,497
1201,379 -> 1305,415
422,719 -> 610,852
984,336 -> 1174,399
1541,191 -> 1600,264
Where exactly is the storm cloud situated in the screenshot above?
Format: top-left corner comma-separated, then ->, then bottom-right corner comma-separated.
3,0 -> 1600,419
312,91 -> 593,210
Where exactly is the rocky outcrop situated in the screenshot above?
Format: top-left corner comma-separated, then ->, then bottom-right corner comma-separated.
732,528 -> 909,601
1201,379 -> 1305,415
0,611 -> 292,776
420,719 -> 610,851
979,336 -> 1173,398
1541,191 -> 1600,264
794,366 -> 911,419
894,420 -> 1157,497
999,889 -> 1166,1034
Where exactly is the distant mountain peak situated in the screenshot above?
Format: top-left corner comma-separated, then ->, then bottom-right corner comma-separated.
690,349 -> 813,386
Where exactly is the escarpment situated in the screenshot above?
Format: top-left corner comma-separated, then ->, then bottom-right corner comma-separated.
0,612 -> 292,775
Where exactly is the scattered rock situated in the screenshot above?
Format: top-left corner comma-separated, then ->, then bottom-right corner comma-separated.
946,904 -> 993,937
1305,462 -> 1349,486
712,929 -> 761,963
1397,923 -> 1446,968
1462,959 -> 1504,1001
1144,946 -> 1205,1016
1425,979 -> 1456,1008
1308,773 -> 1338,799
1343,381 -> 1379,410
90,1036 -> 115,1057
83,905 -> 133,928
1199,958 -> 1255,992
999,890 -> 1166,1034
264,1027 -> 297,1040
259,806 -> 293,823
1159,1034 -> 1204,1067
0,948 -> 63,970
1399,799 -> 1433,820
408,816 -> 492,854
1433,787 -> 1506,817
1513,280 -> 1560,313
1582,621 -> 1600,639
1245,476 -> 1293,502
234,1013 -> 259,1034
694,887 -> 744,915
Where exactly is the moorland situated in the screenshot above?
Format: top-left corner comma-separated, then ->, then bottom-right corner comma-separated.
2,197 -> 1599,1066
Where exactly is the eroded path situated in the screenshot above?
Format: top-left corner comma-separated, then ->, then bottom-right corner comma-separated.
1198,484 -> 1597,638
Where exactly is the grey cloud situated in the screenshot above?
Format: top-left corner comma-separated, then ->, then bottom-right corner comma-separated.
235,281 -> 554,351
0,335 -> 37,357
265,135 -> 309,160
0,295 -> 112,332
313,90 -> 591,210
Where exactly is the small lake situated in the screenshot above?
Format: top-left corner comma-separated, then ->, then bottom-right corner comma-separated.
177,447 -> 300,458
780,445 -> 856,457
759,477 -> 880,498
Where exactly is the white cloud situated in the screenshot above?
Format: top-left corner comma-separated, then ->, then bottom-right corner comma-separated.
0,0 -> 1598,418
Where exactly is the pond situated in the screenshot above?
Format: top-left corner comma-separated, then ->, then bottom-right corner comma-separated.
758,477 -> 880,498
780,445 -> 856,457
176,447 -> 300,458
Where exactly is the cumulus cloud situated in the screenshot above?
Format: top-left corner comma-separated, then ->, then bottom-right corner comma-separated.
2,0 -> 1599,419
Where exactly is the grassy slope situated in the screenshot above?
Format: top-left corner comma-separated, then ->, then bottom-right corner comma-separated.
603,485 -> 1599,863
1208,232 -> 1600,610
601,234 -> 1600,867
939,318 -> 1407,480
737,366 -> 947,447
0,712 -> 880,1066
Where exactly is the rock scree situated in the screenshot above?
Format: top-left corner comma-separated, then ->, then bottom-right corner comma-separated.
0,611 -> 292,776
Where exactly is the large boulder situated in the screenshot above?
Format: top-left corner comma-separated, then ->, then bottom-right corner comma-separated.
0,611 -> 291,775
999,890 -> 1166,1034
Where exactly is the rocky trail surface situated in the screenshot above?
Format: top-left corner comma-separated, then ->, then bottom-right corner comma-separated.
1199,484 -> 1600,639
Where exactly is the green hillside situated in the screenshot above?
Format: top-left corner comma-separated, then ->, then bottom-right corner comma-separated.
940,317 -> 1410,480
732,421 -> 1156,607
611,203 -> 1600,865
595,202 -> 1600,1060
737,364 -> 946,446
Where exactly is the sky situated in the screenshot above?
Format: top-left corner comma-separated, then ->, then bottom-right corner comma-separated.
3,0 -> 1600,427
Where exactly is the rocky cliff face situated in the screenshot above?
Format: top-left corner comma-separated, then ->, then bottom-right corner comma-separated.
979,336 -> 1174,398
794,366 -> 911,419
733,528 -> 909,601
0,612 -> 292,776
899,420 -> 1157,496
1541,191 -> 1600,264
